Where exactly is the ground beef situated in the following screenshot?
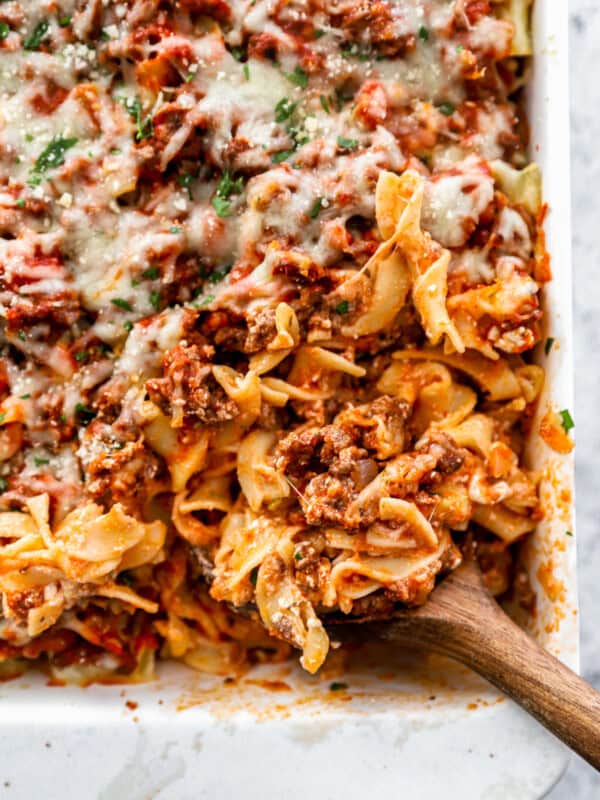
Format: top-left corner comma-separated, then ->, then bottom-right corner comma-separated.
243,307 -> 277,353
146,343 -> 238,424
276,414 -> 467,531
276,424 -> 375,527
84,437 -> 163,514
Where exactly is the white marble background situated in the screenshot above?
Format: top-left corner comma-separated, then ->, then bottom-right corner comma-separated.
547,1 -> 600,796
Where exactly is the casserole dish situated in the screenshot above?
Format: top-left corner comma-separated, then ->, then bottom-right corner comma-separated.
0,1 -> 576,798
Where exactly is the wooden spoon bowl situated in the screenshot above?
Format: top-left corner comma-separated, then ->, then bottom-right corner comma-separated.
357,560 -> 600,770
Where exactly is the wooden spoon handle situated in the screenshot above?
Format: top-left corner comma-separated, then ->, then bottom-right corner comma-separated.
381,564 -> 600,770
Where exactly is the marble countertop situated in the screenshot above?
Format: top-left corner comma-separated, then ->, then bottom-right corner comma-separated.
548,2 -> 600,796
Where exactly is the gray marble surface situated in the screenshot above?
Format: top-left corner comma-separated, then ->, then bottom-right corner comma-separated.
547,2 -> 600,796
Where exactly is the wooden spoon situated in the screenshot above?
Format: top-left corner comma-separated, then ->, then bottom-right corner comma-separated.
361,559 -> 600,771
196,549 -> 600,767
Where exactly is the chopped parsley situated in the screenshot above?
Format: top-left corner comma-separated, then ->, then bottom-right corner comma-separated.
110,147 -> 121,155
438,102 -> 455,116
169,226 -> 182,234
319,94 -> 330,114
243,63 -> 250,81
309,197 -> 323,219
20,394 -> 31,399
149,290 -> 161,310
17,330 -> 26,342
207,264 -> 231,285
544,337 -> 555,355
58,15 -> 71,27
211,170 -> 244,218
418,25 -> 429,41
177,173 -> 194,199
335,300 -> 350,315
249,566 -> 259,586
286,65 -> 308,89
314,28 -> 326,39
15,198 -> 25,208
111,297 -> 133,311
0,413 -> 5,424
141,266 -> 159,280
34,457 -> 50,467
230,46 -> 245,61
274,97 -> 297,123
75,402 -> 96,425
123,320 -> 133,332
272,149 -> 295,164
122,97 -> 154,141
456,44 -> 464,53
195,294 -> 215,308
340,42 -> 371,61
211,196 -> 231,217
559,409 -> 574,434
0,478 -> 7,493
24,19 -> 49,50
329,682 -> 348,691
74,351 -> 89,362
185,72 -> 194,83
565,530 -> 574,537
337,136 -> 358,150
294,551 -> 302,561
29,136 -> 78,185
0,22 -> 10,40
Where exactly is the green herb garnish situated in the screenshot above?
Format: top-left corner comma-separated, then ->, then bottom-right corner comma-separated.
314,28 -> 326,39
0,22 -> 10,40
272,149 -> 295,164
559,409 -> 574,433
34,457 -> 50,466
249,566 -> 259,586
24,19 -> 49,50
29,135 -> 78,184
275,97 -> 297,123
565,530 -> 574,537
58,15 -> 71,27
123,97 -> 153,141
177,173 -> 194,199
74,351 -> 89,362
111,297 -> 133,311
438,102 -> 455,116
169,226 -> 182,234
75,402 -> 96,425
0,478 -> 7,493
149,290 -> 161,310
309,197 -> 323,219
15,198 -> 25,208
544,337 -> 555,355
243,63 -> 250,80
123,320 -> 133,332
211,170 -> 244,218
141,266 -> 159,280
319,94 -> 330,114
337,136 -> 358,150
286,65 -> 308,89
329,682 -> 348,691
335,300 -> 350,315
195,294 -> 215,308
418,25 -> 429,41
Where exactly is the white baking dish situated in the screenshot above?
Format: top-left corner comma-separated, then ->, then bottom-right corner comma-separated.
0,3 -> 575,798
